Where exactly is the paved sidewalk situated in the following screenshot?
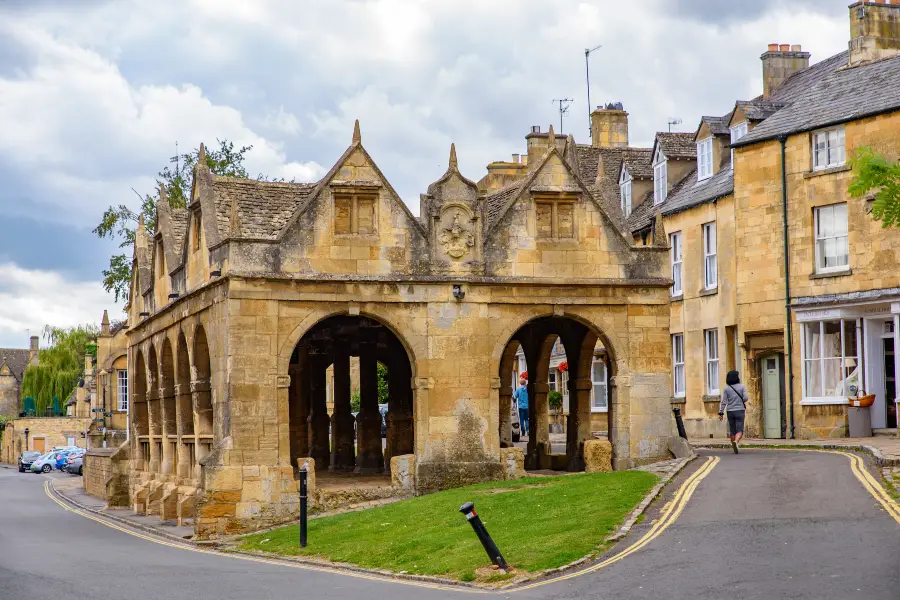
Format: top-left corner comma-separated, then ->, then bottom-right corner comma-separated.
690,434 -> 900,465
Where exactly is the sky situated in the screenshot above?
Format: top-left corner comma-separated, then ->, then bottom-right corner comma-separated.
0,0 -> 853,348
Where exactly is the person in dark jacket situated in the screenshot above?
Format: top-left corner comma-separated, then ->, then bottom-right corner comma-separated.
719,370 -> 748,454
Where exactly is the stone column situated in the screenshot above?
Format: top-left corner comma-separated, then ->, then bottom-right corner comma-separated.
147,387 -> 161,473
608,375 -> 631,470
330,344 -> 356,471
307,353 -> 331,470
174,383 -> 192,479
385,361 -> 413,466
498,380 -> 513,448
526,381 -> 551,470
566,377 -> 593,472
160,384 -> 176,475
288,348 -> 310,470
355,341 -> 384,473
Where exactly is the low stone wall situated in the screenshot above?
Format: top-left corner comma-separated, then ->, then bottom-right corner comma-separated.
1,417 -> 91,464
84,444 -> 131,507
584,440 -> 613,473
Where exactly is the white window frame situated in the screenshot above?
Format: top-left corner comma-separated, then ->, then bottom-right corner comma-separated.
812,126 -> 846,171
705,329 -> 720,395
670,231 -> 683,296
814,203 -> 849,274
653,148 -> 667,205
800,319 -> 861,405
730,121 -> 748,168
620,168 -> 633,217
702,222 -> 717,290
591,357 -> 608,413
548,370 -> 557,392
117,369 -> 129,412
697,138 -> 713,181
672,334 -> 685,398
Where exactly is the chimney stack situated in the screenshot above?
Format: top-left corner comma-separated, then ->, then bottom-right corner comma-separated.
761,43 -> 810,98
590,103 -> 629,149
29,336 -> 39,361
849,1 -> 900,66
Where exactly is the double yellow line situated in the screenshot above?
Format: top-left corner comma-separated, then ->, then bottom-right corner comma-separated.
513,455 -> 720,592
836,450 -> 900,524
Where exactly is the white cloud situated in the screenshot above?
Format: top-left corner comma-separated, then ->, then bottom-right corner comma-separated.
0,262 -> 122,348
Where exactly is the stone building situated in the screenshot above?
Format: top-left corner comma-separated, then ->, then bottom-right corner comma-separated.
620,1 -> 900,439
0,336 -> 39,416
112,117 -> 674,537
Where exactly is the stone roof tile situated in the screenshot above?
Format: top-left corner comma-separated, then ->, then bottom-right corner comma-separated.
656,133 -> 696,159
0,348 -> 32,381
212,177 -> 317,240
661,166 -> 732,216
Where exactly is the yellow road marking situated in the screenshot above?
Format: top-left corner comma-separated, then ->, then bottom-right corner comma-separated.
43,457 -> 721,594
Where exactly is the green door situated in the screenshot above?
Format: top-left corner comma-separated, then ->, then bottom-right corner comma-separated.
763,356 -> 782,439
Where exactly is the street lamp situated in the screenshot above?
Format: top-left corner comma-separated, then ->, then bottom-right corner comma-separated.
24,427 -> 29,451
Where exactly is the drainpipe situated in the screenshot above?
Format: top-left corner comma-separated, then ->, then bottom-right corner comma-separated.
779,135 -> 796,439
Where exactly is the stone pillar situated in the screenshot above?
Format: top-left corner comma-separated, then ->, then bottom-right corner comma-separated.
566,377 -> 593,472
355,341 -> 384,474
609,375 -> 631,470
159,385 -> 175,475
175,383 -> 192,479
330,344 -> 356,471
288,348 -> 310,470
498,380 -> 513,448
147,387 -> 161,473
526,381 -> 550,470
307,353 -> 330,470
385,361 -> 413,467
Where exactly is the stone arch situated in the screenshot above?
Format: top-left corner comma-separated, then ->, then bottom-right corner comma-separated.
192,324 -> 213,438
133,349 -> 149,443
175,329 -> 194,478
159,337 -> 177,474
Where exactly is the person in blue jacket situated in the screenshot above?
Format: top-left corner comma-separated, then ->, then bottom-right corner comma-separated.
513,376 -> 529,438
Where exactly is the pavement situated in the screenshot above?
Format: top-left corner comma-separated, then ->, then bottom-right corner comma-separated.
691,434 -> 900,465
1,448 -> 899,600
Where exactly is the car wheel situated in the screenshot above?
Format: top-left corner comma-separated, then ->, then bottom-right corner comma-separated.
78,466 -> 83,476
18,466 -> 24,473
42,464 -> 51,473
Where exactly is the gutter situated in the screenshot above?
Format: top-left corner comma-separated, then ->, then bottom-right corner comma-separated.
779,135 -> 796,439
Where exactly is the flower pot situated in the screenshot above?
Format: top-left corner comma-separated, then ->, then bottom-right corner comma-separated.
848,394 -> 876,408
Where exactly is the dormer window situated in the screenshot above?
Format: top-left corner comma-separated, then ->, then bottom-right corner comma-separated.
619,168 -> 633,217
730,121 -> 748,168
653,149 -> 667,205
697,138 -> 713,181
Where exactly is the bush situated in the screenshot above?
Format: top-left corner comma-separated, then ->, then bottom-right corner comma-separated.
548,391 -> 563,411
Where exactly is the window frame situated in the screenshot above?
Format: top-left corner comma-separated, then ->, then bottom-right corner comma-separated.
814,203 -> 850,274
672,334 -> 685,398
670,231 -> 683,296
653,148 -> 667,205
591,357 -> 608,413
812,126 -> 846,171
800,318 -> 861,405
117,369 -> 129,412
705,328 -> 720,395
619,169 -> 633,217
697,138 -> 713,181
535,195 -> 577,240
702,222 -> 718,290
730,121 -> 748,168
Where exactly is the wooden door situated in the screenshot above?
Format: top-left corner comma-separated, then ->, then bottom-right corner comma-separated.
33,437 -> 45,453
762,356 -> 783,439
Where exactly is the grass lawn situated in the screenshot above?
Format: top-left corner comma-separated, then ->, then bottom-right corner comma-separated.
238,470 -> 658,581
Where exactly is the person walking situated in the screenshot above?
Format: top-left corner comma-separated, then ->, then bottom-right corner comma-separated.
514,376 -> 529,439
719,370 -> 748,454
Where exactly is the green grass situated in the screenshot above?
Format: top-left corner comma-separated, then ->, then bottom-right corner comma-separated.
238,470 -> 658,580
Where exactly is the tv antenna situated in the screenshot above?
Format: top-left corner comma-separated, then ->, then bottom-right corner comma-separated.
585,44 -> 602,136
667,118 -> 683,132
552,98 -> 574,133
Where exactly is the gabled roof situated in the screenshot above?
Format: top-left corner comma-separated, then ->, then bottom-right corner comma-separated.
737,53 -> 900,148
768,50 -> 849,104
485,181 -> 524,230
732,99 -> 786,124
698,115 -> 732,137
620,148 -> 653,179
573,145 -> 601,184
0,348 -> 32,381
212,177 -> 317,240
626,169 -> 697,234
661,166 -> 733,217
654,133 -> 696,160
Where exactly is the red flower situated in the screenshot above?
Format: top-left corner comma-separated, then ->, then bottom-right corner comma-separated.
558,361 -> 568,372
519,371 -> 528,380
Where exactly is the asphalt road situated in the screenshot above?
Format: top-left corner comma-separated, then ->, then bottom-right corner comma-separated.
1,449 -> 898,600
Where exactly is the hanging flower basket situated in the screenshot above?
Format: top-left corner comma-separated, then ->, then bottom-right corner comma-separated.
848,394 -> 876,408
557,361 -> 568,373
519,371 -> 528,380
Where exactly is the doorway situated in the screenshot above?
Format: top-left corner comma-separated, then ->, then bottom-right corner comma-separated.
884,337 -> 897,429
864,318 -> 896,430
33,437 -> 46,453
761,354 -> 785,439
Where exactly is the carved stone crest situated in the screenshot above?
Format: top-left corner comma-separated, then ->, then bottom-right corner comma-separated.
438,211 -> 475,259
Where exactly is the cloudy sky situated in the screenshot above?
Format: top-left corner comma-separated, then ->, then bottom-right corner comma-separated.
0,0 -> 852,347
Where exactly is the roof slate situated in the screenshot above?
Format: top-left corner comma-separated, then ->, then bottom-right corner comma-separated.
485,181 -> 524,229
169,208 -> 188,259
735,99 -> 787,122
700,115 -> 731,136
656,133 -> 696,159
768,51 -> 849,104
738,52 -> 900,147
574,145 -> 601,184
661,166 -> 733,216
0,348 -> 31,381
212,177 -> 317,240
621,148 -> 653,179
625,190 -> 656,233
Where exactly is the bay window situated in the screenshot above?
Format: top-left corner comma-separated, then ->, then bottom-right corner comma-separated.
801,319 -> 860,403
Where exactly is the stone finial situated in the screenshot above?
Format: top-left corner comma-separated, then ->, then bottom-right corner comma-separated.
158,183 -> 168,210
449,143 -> 458,169
198,142 -> 207,165
101,310 -> 110,336
548,124 -> 556,144
229,197 -> 242,237
352,119 -> 361,144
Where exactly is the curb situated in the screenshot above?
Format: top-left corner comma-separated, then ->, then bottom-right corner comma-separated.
691,441 -> 898,467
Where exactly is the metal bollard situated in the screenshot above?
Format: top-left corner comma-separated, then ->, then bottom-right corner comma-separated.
673,406 -> 687,440
299,468 -> 308,548
459,502 -> 508,571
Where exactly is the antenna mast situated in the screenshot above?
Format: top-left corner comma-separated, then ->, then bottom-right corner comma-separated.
552,98 -> 574,133
584,44 -> 602,137
667,118 -> 683,132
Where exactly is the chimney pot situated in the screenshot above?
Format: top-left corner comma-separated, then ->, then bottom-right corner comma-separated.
512,153 -> 520,164
779,44 -> 790,51
791,44 -> 801,51
531,125 -> 541,133
768,43 -> 779,51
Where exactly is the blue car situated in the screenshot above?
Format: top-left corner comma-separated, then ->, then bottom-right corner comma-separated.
55,450 -> 80,470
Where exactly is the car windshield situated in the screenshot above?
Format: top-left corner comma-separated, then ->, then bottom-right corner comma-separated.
23,452 -> 40,459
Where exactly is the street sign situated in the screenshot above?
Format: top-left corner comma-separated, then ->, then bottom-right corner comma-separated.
91,408 -> 105,413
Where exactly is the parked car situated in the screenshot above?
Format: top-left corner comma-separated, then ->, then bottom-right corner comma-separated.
30,452 -> 63,473
17,451 -> 41,473
61,450 -> 85,470
55,451 -> 78,470
66,455 -> 84,476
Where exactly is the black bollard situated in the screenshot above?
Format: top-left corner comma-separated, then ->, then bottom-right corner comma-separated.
459,502 -> 508,571
673,406 -> 688,440
299,468 -> 308,548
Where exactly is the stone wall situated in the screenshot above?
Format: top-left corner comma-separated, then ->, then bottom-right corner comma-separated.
84,445 -> 131,507
0,371 -> 19,417
1,417 -> 91,463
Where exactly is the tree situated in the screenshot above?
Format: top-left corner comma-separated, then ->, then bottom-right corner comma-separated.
93,139 -> 255,302
20,325 -> 99,416
849,147 -> 900,227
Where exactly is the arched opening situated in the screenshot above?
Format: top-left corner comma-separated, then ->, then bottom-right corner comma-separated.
133,350 -> 150,471
192,325 -> 213,468
147,345 -> 161,473
176,331 -> 194,478
499,316 -> 613,472
160,338 -> 176,474
287,314 -> 414,477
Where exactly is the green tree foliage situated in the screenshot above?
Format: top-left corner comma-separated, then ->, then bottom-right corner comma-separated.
349,364 -> 390,412
93,140 -> 256,302
20,325 -> 99,416
548,391 -> 564,412
849,147 -> 900,227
